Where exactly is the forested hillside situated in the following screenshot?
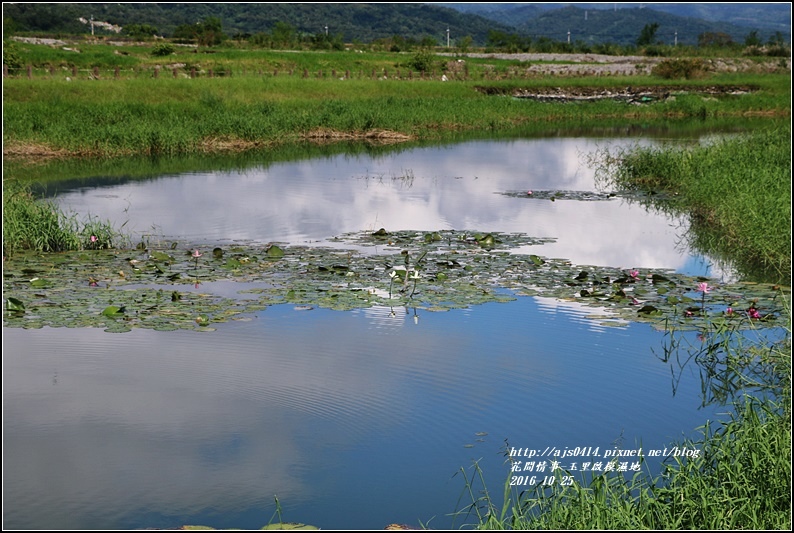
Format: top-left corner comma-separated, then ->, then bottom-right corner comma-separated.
515,6 -> 774,47
2,3 -> 515,45
3,2 -> 788,47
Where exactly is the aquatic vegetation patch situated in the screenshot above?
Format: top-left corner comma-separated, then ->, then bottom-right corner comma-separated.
500,189 -> 679,202
3,231 -> 788,332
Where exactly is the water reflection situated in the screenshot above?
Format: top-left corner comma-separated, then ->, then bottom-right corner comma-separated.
653,322 -> 789,406
3,298 -> 727,530
4,133 -> 750,530
51,137 -> 706,276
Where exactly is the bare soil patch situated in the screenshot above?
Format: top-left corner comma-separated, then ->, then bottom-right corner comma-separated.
476,84 -> 760,103
302,128 -> 414,144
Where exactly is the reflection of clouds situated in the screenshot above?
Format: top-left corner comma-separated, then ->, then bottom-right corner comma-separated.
56,137 -> 692,275
2,317 -> 461,528
4,294 -> 725,529
2,329 -> 308,528
534,296 -> 630,333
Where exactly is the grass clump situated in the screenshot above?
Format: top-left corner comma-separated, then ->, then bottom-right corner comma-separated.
2,180 -> 123,257
593,124 -> 791,283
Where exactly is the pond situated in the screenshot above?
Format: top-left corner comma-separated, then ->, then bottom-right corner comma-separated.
2,131 -> 783,530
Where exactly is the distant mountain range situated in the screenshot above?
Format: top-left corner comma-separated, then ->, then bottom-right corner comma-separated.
438,3 -> 791,45
440,3 -> 791,34
3,2 -> 790,47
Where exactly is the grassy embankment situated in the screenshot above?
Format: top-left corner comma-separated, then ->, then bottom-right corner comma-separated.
2,45 -> 790,158
594,124 -> 791,283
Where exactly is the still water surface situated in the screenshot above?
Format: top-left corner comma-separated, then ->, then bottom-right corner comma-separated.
4,135 -> 733,529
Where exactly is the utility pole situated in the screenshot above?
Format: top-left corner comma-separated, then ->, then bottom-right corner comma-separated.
567,30 -> 571,44
325,25 -> 328,36
90,15 -> 94,36
674,31 -> 678,46
446,28 -> 450,48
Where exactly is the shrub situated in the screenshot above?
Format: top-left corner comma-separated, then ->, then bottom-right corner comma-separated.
652,58 -> 707,79
406,50 -> 437,73
151,43 -> 175,57
3,39 -> 23,73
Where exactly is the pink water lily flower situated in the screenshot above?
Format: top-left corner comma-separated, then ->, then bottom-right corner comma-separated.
725,307 -> 734,316
696,282 -> 711,294
527,190 -> 533,196
192,249 -> 202,259
629,270 -> 639,279
90,235 -> 98,243
747,307 -> 761,319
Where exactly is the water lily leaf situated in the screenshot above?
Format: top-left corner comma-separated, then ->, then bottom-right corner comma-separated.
29,278 -> 51,288
102,305 -> 125,317
6,297 -> 26,312
149,251 -> 173,262
637,305 -> 661,316
529,255 -> 545,266
476,233 -> 496,247
372,228 -> 389,237
104,324 -> 132,333
266,245 -> 285,258
223,258 -> 242,269
213,247 -> 224,259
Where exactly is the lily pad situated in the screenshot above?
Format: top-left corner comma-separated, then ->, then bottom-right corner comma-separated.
6,297 -> 26,313
102,305 -> 125,317
149,251 -> 174,263
266,245 -> 285,258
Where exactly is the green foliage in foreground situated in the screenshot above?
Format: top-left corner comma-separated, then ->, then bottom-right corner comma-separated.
457,317 -> 791,530
2,180 -> 124,257
593,125 -> 792,284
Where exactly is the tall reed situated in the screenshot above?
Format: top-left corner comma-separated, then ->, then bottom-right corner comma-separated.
592,124 -> 791,283
2,180 -> 123,256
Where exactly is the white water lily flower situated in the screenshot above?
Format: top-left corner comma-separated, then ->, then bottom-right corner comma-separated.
410,270 -> 421,280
